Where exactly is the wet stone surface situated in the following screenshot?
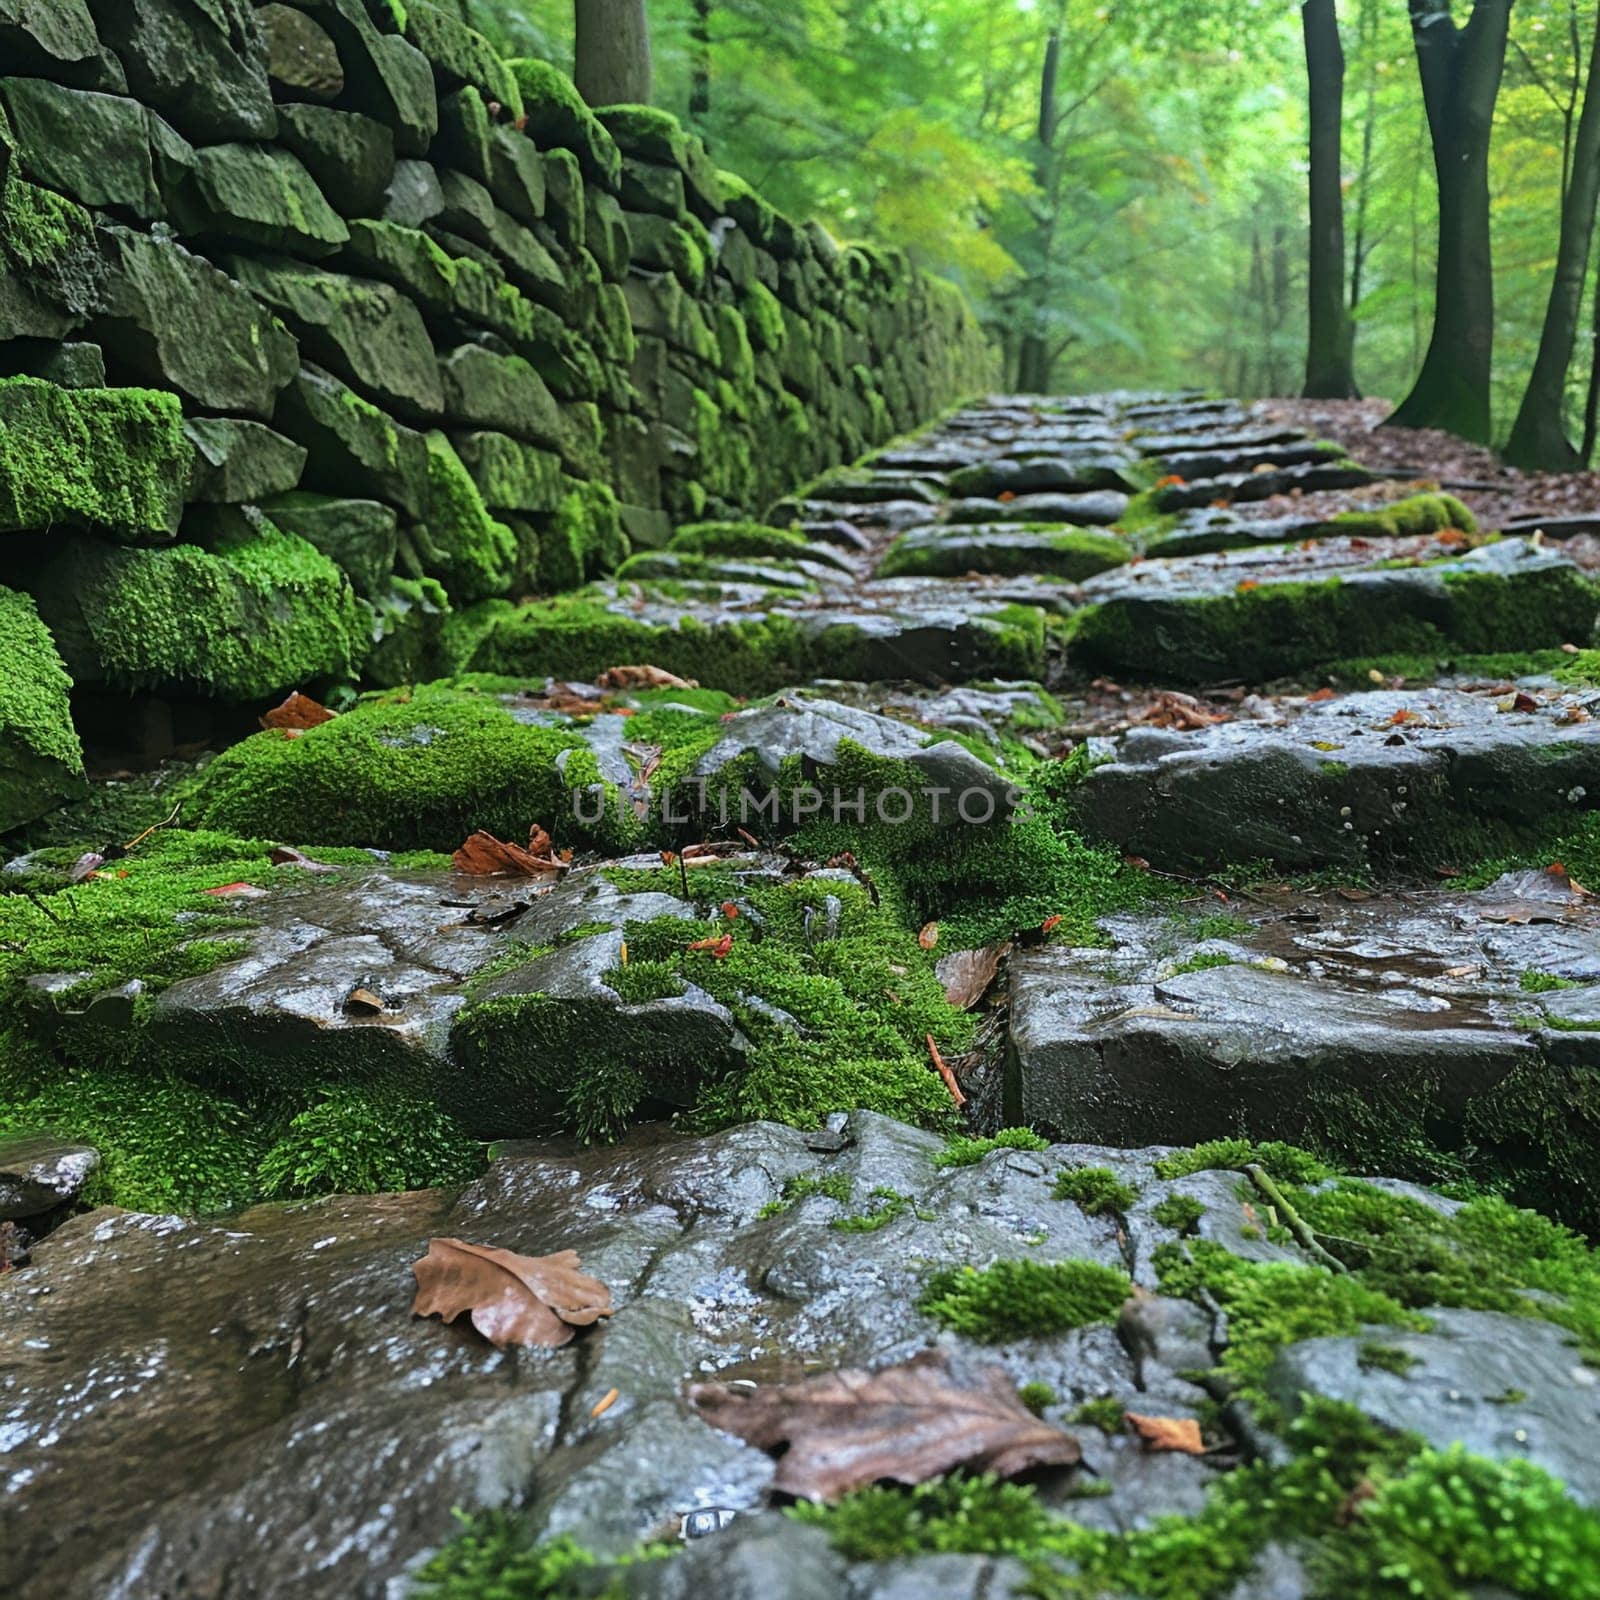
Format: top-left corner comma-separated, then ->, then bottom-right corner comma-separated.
1,1115 -> 1224,1600
1072,684 -> 1600,872
1006,871 -> 1600,1215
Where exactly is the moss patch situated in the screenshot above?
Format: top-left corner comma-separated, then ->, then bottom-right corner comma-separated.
0,585 -> 85,833
918,1259 -> 1130,1341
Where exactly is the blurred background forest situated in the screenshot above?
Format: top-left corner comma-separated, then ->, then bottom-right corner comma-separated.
455,0 -> 1591,454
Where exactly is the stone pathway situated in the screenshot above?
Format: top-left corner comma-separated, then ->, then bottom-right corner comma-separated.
6,391 -> 1600,1598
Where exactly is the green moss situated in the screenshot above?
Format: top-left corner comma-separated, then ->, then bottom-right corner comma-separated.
1520,970 -> 1579,993
0,177 -> 100,312
666,521 -> 813,563
757,1171 -> 854,1217
411,1519 -> 623,1600
1153,1138 -> 1335,1185
1070,1396 -> 1127,1435
1331,491 -> 1477,539
1169,951 -> 1236,976
0,377 -> 192,540
934,1126 -> 1050,1168
0,585 -> 85,832
256,1085 -> 482,1198
796,1399 -> 1600,1600
412,432 -> 518,602
503,59 -> 621,188
1019,1381 -> 1058,1416
403,2 -> 523,120
1357,1340 -> 1419,1376
1052,1165 -> 1140,1215
742,281 -> 786,352
918,1258 -> 1130,1341
189,683 -> 639,853
539,479 -> 628,592
1152,1193 -> 1207,1233
878,527 -> 1129,581
832,1186 -> 926,1232
35,521 -> 368,700
1067,562 -> 1600,685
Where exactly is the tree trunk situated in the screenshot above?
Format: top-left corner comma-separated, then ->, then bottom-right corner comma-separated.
1503,20 -> 1600,469
1383,0 -> 1512,443
689,0 -> 710,120
1585,266 -> 1600,463
574,0 -> 652,108
1015,29 -> 1062,393
1302,0 -> 1359,397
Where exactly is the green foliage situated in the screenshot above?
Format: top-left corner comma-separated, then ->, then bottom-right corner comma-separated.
1521,971 -> 1579,993
189,683 -> 638,853
918,1259 -> 1130,1341
256,1087 -> 482,1198
1152,1193 -> 1207,1233
410,1518 -> 613,1599
757,1171 -> 853,1217
934,1126 -> 1050,1168
1153,1139 -> 1335,1185
1018,1381 -> 1058,1416
1052,1165 -> 1140,1215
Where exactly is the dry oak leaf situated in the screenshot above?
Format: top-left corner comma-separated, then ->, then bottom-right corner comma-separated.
1125,1412 -> 1205,1455
260,690 -> 337,731
598,663 -> 698,690
411,1237 -> 612,1349
688,1350 -> 1080,1501
452,825 -> 562,877
935,940 -> 1011,1010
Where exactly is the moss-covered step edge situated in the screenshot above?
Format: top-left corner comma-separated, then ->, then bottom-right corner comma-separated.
1065,542 -> 1600,686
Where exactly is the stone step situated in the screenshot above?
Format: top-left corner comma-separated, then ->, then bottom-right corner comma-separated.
878,523 -> 1128,581
1070,684 -> 1600,872
1068,536 -> 1599,684
945,489 -> 1130,526
1006,871 -> 1600,1229
1153,458 -> 1375,510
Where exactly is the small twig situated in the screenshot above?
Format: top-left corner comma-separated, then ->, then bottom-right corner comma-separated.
1133,861 -> 1270,906
124,801 -> 182,853
1244,1163 -> 1346,1274
925,1033 -> 966,1107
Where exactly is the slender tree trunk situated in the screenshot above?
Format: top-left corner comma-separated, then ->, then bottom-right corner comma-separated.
1303,0 -> 1359,397
1503,21 -> 1600,469
689,0 -> 711,119
1384,0 -> 1513,443
1585,266 -> 1600,462
1015,29 -> 1062,393
574,0 -> 652,108
1349,0 -> 1380,312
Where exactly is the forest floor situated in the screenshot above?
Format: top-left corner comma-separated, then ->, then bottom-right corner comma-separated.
6,392 -> 1600,1599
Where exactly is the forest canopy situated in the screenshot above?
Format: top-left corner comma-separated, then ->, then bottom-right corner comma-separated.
464,0 -> 1593,458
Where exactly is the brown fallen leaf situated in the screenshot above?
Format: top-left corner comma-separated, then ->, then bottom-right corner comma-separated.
598,663 -> 698,690
1125,1412 -> 1205,1454
935,940 -> 1011,1010
411,1237 -> 612,1349
688,1350 -> 1081,1501
1137,690 -> 1230,730
260,691 -> 337,731
917,920 -> 940,950
345,987 -> 385,1015
202,880 -> 268,898
452,825 -> 562,877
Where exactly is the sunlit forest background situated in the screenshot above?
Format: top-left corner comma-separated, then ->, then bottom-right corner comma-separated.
458,0 -> 1588,443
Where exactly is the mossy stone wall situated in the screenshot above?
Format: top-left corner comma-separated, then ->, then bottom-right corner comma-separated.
0,0 -> 995,830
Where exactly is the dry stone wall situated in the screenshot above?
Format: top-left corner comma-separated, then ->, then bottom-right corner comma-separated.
0,0 -> 993,830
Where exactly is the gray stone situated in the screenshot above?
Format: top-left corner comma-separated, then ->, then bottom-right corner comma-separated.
85,0 -> 276,141
0,0 -> 108,85
272,362 -> 432,518
339,217 -> 457,310
286,0 -> 437,156
275,102 -> 395,217
1268,1309 -> 1600,1508
1005,876 -> 1600,1219
880,525 -> 1127,581
95,226 -> 299,418
437,342 -> 564,448
1155,460 -> 1376,511
1,78 -> 193,221
229,254 -> 443,420
380,155 -> 447,226
0,584 -> 87,832
945,490 -> 1130,526
1157,439 -> 1347,481
1073,686 -> 1600,873
0,339 -> 107,389
259,1 -> 343,99
186,142 -> 348,255
0,1134 -> 100,1219
453,431 -> 569,513
183,417 -> 307,504
948,455 -> 1139,498
261,491 -> 397,596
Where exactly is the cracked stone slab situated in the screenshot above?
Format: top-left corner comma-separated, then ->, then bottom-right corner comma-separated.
945,489 -> 1130,526
0,1115 -> 1213,1600
1071,685 -> 1600,872
1006,876 -> 1600,1215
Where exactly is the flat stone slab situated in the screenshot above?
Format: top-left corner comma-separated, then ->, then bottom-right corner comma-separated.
1154,460 -> 1375,510
1072,685 -> 1600,872
1268,1309 -> 1600,1508
0,1133 -> 99,1219
1070,536 -> 1600,683
0,1115 -> 1210,1598
878,524 -> 1128,581
946,490 -> 1130,526
1006,873 -> 1600,1223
